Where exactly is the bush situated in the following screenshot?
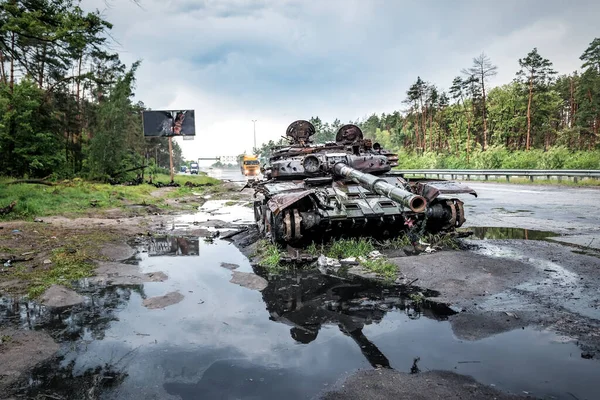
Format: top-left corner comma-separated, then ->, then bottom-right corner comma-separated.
470,146 -> 509,169
500,149 -> 542,169
563,151 -> 600,169
393,147 -> 600,170
539,146 -> 571,169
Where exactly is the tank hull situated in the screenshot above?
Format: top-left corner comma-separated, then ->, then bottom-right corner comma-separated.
253,174 -> 472,245
251,120 -> 476,245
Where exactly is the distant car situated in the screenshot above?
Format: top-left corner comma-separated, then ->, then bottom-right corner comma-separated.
180,166 -> 188,173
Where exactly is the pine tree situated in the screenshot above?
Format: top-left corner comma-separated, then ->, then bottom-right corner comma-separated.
462,52 -> 497,150
516,48 -> 557,150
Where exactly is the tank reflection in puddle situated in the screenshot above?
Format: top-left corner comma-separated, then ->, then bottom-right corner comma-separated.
256,268 -> 455,369
147,236 -> 200,257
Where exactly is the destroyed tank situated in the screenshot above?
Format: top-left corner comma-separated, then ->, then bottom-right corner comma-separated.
251,120 -> 477,245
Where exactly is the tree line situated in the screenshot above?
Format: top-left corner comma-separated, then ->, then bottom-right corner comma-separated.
256,39 -> 600,169
0,0 -> 182,180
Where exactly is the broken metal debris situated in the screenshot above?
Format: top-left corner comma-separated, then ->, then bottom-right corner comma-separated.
0,201 -> 17,216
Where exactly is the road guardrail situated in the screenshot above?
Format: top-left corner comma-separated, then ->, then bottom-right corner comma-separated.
394,169 -> 600,183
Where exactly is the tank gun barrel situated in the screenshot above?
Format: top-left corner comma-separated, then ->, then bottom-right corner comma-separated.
333,163 -> 427,213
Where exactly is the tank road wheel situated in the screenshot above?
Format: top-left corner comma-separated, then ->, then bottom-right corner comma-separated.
254,201 -> 266,235
267,210 -> 286,246
426,199 -> 466,233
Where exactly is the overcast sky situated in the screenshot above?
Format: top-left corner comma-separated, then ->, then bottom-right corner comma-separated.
83,0 -> 599,161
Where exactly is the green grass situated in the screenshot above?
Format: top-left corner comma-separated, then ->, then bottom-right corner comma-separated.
15,247 -> 96,298
0,227 -> 122,298
378,235 -> 412,249
421,233 -> 460,250
164,174 -> 221,199
498,177 -> 600,186
158,172 -> 218,186
326,238 -> 375,259
362,258 -> 398,279
257,234 -> 453,280
254,240 -> 285,272
0,174 -> 221,220
409,292 -> 425,305
308,238 -> 377,259
307,238 -> 399,279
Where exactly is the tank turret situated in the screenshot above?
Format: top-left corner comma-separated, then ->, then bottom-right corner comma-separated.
251,120 -> 476,245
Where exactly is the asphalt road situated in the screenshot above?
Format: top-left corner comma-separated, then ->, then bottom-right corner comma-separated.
457,181 -> 600,249
202,167 -> 260,183
199,170 -> 600,247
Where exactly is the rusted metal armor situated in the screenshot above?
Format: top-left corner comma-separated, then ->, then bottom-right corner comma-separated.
251,120 -> 477,245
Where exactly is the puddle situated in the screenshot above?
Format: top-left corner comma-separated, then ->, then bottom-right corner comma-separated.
2,239 -> 599,400
460,226 -> 559,240
173,199 -> 255,227
492,208 -> 533,214
470,242 -> 600,321
146,235 -> 200,257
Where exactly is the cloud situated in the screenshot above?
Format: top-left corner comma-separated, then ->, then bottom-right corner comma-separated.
83,0 -> 600,159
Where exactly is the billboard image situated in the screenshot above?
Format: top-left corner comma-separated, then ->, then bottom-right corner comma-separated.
142,110 -> 195,137
147,236 -> 199,257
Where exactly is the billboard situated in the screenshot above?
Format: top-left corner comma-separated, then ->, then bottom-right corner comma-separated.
148,236 -> 199,257
142,110 -> 195,137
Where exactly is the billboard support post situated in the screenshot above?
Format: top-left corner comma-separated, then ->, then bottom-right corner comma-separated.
168,136 -> 174,182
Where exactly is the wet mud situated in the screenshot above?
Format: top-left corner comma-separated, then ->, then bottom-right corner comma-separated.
1,177 -> 600,399
142,291 -> 184,309
2,230 -> 597,399
320,370 -> 530,400
39,285 -> 85,308
0,328 -> 59,392
229,271 -> 268,291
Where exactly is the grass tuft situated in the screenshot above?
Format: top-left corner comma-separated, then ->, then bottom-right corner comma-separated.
307,237 -> 399,280
14,247 -> 96,298
421,233 -> 460,250
325,238 -> 375,259
378,235 -> 412,249
0,174 -> 221,220
254,239 -> 287,272
361,258 -> 398,279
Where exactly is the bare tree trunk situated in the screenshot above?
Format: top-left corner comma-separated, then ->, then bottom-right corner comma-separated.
588,89 -> 598,151
482,77 -> 488,150
10,32 -> 15,92
400,115 -> 410,148
429,109 -> 433,151
569,77 -> 575,128
76,56 -> 82,129
453,122 -> 460,156
526,77 -> 533,151
38,43 -> 47,88
413,105 -> 420,151
74,56 -> 84,170
421,101 -> 427,152
466,105 -> 473,165
0,49 -> 7,84
436,111 -> 443,151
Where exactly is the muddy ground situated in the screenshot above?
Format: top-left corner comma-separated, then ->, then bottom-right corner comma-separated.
1,173 -> 599,399
0,182 -> 242,394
